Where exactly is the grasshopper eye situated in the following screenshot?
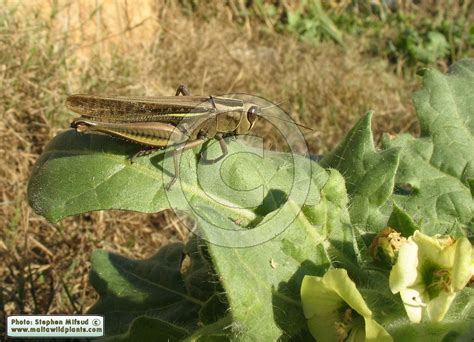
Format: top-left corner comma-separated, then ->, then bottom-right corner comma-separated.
247,106 -> 259,127
71,119 -> 93,132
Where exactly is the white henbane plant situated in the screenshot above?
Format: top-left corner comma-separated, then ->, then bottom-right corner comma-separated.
28,60 -> 473,341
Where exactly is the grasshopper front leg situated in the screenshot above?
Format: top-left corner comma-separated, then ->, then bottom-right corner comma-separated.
199,133 -> 228,164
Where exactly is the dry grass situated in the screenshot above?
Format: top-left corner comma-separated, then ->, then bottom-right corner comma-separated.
1,0 -> 460,335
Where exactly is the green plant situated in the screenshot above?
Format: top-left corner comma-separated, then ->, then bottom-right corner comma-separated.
228,0 -> 344,45
177,1 -> 473,68
282,0 -> 344,45
333,5 -> 473,67
392,29 -> 449,64
28,60 -> 473,340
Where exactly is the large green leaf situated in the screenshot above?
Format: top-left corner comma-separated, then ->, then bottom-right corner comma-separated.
194,168 -> 352,340
28,130 -> 316,230
383,59 -> 474,235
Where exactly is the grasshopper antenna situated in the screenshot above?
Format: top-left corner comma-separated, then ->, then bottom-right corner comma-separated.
261,115 -> 313,131
260,100 -> 287,111
259,100 -> 313,131
259,111 -> 313,131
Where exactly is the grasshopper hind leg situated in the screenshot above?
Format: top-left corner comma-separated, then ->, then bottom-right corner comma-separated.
166,138 -> 207,191
130,146 -> 161,163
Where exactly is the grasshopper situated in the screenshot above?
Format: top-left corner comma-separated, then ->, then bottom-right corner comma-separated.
68,85 -> 260,190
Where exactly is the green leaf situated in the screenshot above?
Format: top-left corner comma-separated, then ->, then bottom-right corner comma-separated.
320,112 -> 401,230
194,207 -> 329,340
407,31 -> 449,64
387,203 -> 418,237
27,131 -> 317,228
88,240 -> 217,336
191,169 -> 354,340
91,238 -> 237,340
383,59 -> 474,235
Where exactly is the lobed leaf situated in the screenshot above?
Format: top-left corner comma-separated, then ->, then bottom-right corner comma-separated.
320,112 -> 401,231
383,59 -> 474,235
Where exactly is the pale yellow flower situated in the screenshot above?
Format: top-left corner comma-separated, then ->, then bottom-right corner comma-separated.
389,231 -> 472,323
301,269 -> 392,342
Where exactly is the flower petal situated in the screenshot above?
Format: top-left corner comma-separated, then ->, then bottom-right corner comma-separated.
301,275 -> 340,315
427,291 -> 456,322
364,317 -> 393,342
321,269 -> 372,317
389,239 -> 418,294
452,237 -> 472,290
413,231 -> 455,268
399,287 -> 426,323
301,269 -> 392,341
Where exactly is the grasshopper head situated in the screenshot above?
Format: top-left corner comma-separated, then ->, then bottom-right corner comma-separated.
236,105 -> 260,134
247,106 -> 259,129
